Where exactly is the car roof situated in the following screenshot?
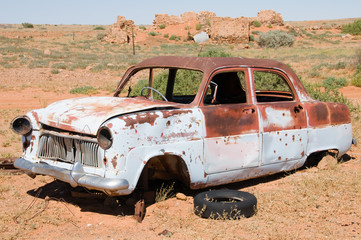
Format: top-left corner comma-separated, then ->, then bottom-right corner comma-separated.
134,56 -> 291,75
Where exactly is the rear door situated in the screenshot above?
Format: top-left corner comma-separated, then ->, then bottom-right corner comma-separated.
251,69 -> 308,165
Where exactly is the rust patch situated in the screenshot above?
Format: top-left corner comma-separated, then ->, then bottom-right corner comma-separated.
304,102 -> 330,127
111,156 -> 117,169
31,111 -> 39,123
107,123 -> 113,128
121,112 -> 160,129
201,104 -> 259,138
328,102 -> 351,125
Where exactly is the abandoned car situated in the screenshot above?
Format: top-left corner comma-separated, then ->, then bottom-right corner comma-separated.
12,56 -> 353,196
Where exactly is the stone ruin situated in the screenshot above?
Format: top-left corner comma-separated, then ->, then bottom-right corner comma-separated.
107,16 -> 135,44
108,10 -> 283,44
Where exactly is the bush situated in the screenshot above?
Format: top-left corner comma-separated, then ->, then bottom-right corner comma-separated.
139,25 -> 146,30
22,22 -> 34,28
163,33 -> 169,38
249,35 -> 255,42
196,23 -> 202,30
341,19 -> 361,35
257,30 -> 295,48
96,33 -> 106,41
148,31 -> 160,36
169,34 -> 180,41
51,62 -> 67,69
322,77 -> 347,89
198,50 -> 231,57
70,86 -> 98,95
253,21 -> 261,27
93,26 -> 105,30
159,24 -> 166,29
351,65 -> 361,87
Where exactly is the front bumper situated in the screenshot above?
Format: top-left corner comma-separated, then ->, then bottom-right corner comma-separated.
14,158 -> 129,194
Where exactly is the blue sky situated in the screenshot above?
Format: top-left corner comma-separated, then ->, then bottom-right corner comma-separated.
0,0 -> 360,25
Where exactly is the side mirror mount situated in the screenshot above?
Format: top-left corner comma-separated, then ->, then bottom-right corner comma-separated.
210,81 -> 218,104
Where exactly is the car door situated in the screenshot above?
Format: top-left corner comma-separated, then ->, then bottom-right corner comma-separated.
200,69 -> 261,175
251,68 -> 308,165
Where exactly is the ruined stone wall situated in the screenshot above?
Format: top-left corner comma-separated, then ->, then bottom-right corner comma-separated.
108,16 -> 135,44
153,14 -> 181,27
256,10 -> 283,25
210,17 -> 249,44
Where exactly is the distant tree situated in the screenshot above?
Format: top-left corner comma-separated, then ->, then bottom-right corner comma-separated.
22,22 -> 34,28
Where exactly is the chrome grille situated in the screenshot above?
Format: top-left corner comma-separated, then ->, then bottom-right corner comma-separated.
38,134 -> 102,167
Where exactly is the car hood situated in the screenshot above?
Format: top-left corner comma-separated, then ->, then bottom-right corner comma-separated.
37,97 -> 177,135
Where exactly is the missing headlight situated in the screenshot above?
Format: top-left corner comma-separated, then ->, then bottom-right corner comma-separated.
11,116 -> 32,135
97,126 -> 113,150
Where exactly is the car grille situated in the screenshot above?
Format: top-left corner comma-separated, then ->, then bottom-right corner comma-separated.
38,134 -> 102,167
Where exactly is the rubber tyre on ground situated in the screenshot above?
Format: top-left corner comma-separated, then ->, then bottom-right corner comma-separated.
194,189 -> 257,220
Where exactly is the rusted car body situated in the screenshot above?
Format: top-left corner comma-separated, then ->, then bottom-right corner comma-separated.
12,56 -> 353,196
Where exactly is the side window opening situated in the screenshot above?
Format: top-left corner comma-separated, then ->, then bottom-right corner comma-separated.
253,71 -> 294,102
204,71 -> 247,105
125,68 -> 203,104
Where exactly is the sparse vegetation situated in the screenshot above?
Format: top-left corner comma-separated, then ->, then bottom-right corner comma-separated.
341,19 -> 361,35
196,23 -> 202,30
96,33 -> 106,41
148,31 -> 160,36
21,22 -> 34,28
139,25 -> 146,30
198,49 -> 231,57
257,30 -> 295,48
159,24 -> 166,29
253,21 -> 261,27
169,34 -> 180,41
93,26 -> 105,30
351,65 -> 361,87
70,86 -> 98,95
155,182 -> 175,202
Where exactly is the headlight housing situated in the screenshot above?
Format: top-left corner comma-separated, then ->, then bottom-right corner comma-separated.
11,116 -> 32,135
97,126 -> 113,150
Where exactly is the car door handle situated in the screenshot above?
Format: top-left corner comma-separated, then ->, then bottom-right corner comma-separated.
243,108 -> 255,114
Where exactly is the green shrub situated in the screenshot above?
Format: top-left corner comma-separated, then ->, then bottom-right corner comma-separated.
196,23 -> 202,30
351,65 -> 361,87
96,33 -> 106,40
257,30 -> 295,48
169,34 -> 180,41
322,77 -> 347,89
253,21 -> 261,27
51,62 -> 67,69
22,22 -> 34,28
198,50 -> 231,57
148,31 -> 160,36
28,60 -> 49,68
251,31 -> 260,35
51,69 -> 60,74
163,33 -> 169,38
341,19 -> 361,35
70,86 -> 98,95
93,26 -> 105,30
267,24 -> 273,28
159,24 -> 166,29
249,35 -> 255,42
139,25 -> 146,30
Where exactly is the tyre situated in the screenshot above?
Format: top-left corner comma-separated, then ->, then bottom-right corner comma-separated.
194,189 -> 257,219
